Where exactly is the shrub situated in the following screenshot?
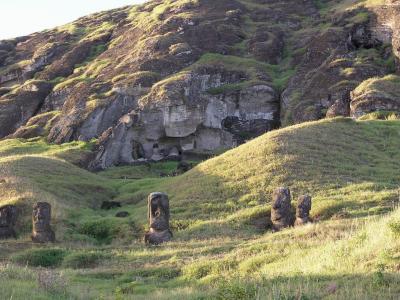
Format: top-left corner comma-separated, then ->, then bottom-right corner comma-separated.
62,251 -> 106,269
388,221 -> 400,237
78,218 -> 121,244
372,264 -> 389,287
215,280 -> 258,300
12,249 -> 67,267
182,261 -> 213,279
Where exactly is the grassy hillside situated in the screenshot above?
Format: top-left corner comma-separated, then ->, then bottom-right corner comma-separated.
1,118 -> 400,299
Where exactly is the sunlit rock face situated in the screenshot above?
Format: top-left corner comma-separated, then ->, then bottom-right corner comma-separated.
90,66 -> 279,169
1,0 -> 399,169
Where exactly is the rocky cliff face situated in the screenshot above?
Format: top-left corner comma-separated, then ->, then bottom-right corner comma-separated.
0,0 -> 399,168
90,65 -> 279,169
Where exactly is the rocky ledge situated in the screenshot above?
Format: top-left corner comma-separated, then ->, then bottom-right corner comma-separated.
90,66 -> 279,169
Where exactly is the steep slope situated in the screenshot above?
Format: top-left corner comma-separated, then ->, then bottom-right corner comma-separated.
154,117 -> 400,223
1,118 -> 400,299
2,117 -> 399,232
0,0 -> 399,169
0,139 -> 116,234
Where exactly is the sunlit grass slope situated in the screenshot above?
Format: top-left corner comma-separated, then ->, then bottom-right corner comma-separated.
156,118 -> 400,222
0,138 -> 116,235
0,118 -> 400,299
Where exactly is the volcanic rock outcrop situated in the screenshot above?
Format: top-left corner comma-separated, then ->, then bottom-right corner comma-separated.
90,66 -> 279,169
281,2 -> 400,124
350,75 -> 400,117
0,0 -> 399,169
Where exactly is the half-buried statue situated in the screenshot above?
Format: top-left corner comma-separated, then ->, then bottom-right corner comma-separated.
0,205 -> 17,239
295,195 -> 312,226
271,187 -> 293,231
144,192 -> 172,245
32,202 -> 55,243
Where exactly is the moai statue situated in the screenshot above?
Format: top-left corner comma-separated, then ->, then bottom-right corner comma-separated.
271,187 -> 292,231
295,195 -> 312,226
32,202 -> 55,243
0,205 -> 17,239
144,192 -> 172,245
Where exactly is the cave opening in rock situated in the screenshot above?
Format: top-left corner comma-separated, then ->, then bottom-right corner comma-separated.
132,141 -> 145,160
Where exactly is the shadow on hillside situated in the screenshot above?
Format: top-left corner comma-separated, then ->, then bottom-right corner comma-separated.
71,268 -> 400,299
216,272 -> 400,299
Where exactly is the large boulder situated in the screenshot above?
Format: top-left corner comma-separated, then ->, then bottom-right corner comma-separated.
350,75 -> 400,118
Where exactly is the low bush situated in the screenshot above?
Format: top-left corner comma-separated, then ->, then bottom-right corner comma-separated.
11,248 -> 67,267
77,218 -> 126,244
62,251 -> 106,269
215,280 -> 258,300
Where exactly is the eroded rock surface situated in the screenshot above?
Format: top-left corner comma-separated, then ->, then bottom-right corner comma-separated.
0,81 -> 52,138
282,3 -> 400,124
350,75 -> 400,118
0,0 -> 399,168
90,66 -> 279,169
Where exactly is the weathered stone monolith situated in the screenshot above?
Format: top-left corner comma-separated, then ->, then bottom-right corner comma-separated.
271,187 -> 292,231
0,205 -> 17,239
144,192 -> 172,245
32,202 -> 55,243
295,195 -> 312,226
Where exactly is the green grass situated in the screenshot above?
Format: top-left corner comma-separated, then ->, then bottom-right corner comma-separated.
99,161 -> 187,179
1,118 -> 400,298
62,251 -> 108,269
12,248 -> 67,267
193,53 -> 295,92
354,74 -> 400,100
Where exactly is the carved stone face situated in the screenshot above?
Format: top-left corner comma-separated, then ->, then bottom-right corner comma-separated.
297,195 -> 312,219
33,202 -> 51,232
0,205 -> 17,228
148,192 -> 170,231
271,187 -> 292,230
272,187 -> 291,220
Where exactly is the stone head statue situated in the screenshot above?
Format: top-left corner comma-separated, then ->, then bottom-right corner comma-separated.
295,195 -> 312,226
271,187 -> 293,231
0,205 -> 17,239
32,202 -> 55,243
148,192 -> 170,231
145,192 -> 172,245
